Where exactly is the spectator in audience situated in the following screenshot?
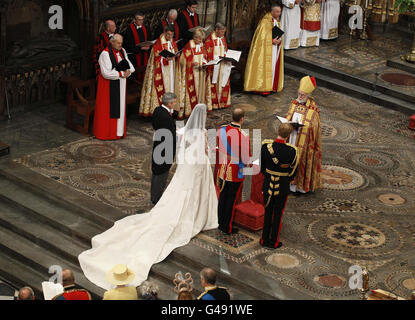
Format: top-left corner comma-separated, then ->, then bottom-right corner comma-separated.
197,267 -> 230,300
17,286 -> 35,300
174,272 -> 193,300
137,280 -> 160,300
53,269 -> 92,300
103,264 -> 138,300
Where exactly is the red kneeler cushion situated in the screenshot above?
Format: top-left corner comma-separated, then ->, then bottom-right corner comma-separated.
234,167 -> 265,231
234,200 -> 265,231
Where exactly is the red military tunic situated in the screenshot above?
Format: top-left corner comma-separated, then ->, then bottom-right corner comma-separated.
217,123 -> 252,184
52,285 -> 92,300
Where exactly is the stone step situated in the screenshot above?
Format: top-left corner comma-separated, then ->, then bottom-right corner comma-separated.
387,57 -> 415,75
0,161 -> 126,229
285,55 -> 415,107
0,177 -> 105,245
0,224 -> 105,299
0,250 -> 47,299
0,198 -> 89,266
285,61 -> 415,115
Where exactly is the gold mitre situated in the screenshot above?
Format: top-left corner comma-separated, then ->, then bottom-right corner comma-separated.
299,76 -> 316,94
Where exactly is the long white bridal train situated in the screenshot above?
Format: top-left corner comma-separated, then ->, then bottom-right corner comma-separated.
78,104 -> 218,290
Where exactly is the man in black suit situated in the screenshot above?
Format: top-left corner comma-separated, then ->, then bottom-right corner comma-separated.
151,92 -> 182,204
177,0 -> 200,49
260,123 -> 299,249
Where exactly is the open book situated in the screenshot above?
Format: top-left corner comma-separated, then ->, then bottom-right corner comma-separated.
159,49 -> 182,58
276,115 -> 304,129
204,49 -> 242,67
137,40 -> 157,48
42,281 -> 64,300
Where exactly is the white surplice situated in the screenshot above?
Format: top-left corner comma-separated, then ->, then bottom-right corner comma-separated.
300,0 -> 321,47
161,40 -> 175,92
320,0 -> 340,40
99,48 -> 135,137
272,18 -> 282,87
78,104 -> 218,291
281,0 -> 301,50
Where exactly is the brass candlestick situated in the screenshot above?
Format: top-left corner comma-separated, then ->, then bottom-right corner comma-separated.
360,0 -> 369,40
402,32 -> 415,63
359,268 -> 370,300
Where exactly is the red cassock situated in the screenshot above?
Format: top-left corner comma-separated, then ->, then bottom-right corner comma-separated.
93,47 -> 134,140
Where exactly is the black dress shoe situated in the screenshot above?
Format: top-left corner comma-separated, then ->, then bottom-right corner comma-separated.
267,242 -> 283,249
259,238 -> 269,247
230,227 -> 239,234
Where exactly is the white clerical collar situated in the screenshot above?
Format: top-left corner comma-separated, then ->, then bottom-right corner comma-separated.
106,31 -> 114,37
187,9 -> 194,16
161,104 -> 172,114
134,23 -> 142,29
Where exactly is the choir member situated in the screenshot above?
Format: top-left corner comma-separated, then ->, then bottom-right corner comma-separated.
123,11 -> 150,83
93,20 -> 116,79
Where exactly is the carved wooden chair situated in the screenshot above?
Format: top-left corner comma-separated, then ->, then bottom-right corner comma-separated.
65,79 -> 96,136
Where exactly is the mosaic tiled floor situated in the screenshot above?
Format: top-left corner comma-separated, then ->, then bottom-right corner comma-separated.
3,74 -> 415,299
285,31 -> 415,98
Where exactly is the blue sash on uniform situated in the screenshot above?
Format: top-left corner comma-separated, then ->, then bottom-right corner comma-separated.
219,126 -> 245,179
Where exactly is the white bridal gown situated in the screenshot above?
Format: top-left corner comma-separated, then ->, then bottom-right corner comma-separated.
78,104 -> 218,290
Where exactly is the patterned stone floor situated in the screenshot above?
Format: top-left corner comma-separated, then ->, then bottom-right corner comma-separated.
285,31 -> 415,98
1,74 -> 415,299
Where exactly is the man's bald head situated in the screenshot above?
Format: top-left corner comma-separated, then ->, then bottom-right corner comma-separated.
62,269 -> 75,287
200,267 -> 217,286
232,108 -> 245,124
18,287 -> 35,300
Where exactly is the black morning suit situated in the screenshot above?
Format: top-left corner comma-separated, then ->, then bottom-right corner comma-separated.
151,106 -> 178,203
177,9 -> 199,49
260,139 -> 298,248
123,25 -> 147,75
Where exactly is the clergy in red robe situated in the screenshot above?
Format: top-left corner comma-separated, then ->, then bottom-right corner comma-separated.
205,23 -> 231,110
177,0 -> 200,48
123,12 -> 150,83
93,20 -> 116,79
178,27 -> 212,118
155,9 -> 181,42
139,25 -> 181,117
93,34 -> 135,140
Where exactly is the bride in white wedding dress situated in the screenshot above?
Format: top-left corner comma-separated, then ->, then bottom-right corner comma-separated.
78,104 -> 218,290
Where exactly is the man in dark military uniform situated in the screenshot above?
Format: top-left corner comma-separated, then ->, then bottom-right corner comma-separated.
52,269 -> 92,300
197,268 -> 230,300
216,108 -> 251,235
260,123 -> 299,249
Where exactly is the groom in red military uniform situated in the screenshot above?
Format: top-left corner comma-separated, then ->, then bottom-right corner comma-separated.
124,11 -> 150,83
217,108 -> 252,234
